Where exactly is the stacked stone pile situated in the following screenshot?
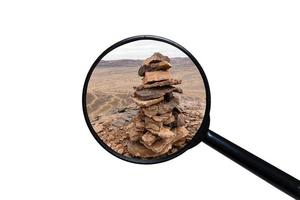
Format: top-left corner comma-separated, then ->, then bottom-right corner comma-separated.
127,52 -> 189,158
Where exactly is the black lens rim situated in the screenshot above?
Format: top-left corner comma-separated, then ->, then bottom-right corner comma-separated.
82,35 -> 211,164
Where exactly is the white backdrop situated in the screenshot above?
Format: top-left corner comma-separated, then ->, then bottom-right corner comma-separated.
0,1 -> 299,199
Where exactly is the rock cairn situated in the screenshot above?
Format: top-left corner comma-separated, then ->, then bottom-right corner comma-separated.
127,52 -> 189,158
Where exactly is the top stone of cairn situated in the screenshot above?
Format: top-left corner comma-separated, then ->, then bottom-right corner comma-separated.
138,52 -> 172,76
144,52 -> 170,65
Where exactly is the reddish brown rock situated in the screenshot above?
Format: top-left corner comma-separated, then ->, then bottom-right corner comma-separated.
172,126 -> 189,147
138,60 -> 172,76
134,86 -> 182,100
143,52 -> 170,66
145,117 -> 162,132
127,142 -> 157,158
174,126 -> 189,140
134,118 -> 145,132
127,125 -> 143,142
158,127 -> 176,138
134,79 -> 182,90
141,132 -> 158,146
144,135 -> 175,153
143,71 -> 171,84
142,105 -> 159,118
163,115 -> 175,125
148,126 -> 176,139
131,96 -> 164,107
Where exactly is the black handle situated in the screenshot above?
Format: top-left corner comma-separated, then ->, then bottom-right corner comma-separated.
203,130 -> 300,199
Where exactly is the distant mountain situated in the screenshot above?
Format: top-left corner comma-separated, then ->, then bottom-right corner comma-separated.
97,57 -> 194,68
170,57 -> 194,66
97,59 -> 143,68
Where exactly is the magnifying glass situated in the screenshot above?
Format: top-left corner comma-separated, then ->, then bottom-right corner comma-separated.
82,35 -> 300,199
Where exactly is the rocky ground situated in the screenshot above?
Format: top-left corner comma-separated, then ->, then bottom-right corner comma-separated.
90,96 -> 205,158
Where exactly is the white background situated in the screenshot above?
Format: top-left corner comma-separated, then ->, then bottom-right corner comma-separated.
0,1 -> 299,199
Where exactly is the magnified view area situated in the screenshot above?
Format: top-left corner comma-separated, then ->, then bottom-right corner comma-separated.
86,40 -> 206,159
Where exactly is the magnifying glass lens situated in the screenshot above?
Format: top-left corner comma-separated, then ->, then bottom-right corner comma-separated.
85,40 -> 206,160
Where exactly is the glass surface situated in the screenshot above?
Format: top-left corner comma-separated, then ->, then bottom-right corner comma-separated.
85,40 -> 206,159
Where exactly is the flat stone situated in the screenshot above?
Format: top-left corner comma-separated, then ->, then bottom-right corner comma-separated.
142,105 -> 159,118
174,126 -> 189,140
143,52 -> 170,66
134,118 -> 145,132
141,132 -> 157,146
134,86 -> 182,101
157,127 -> 176,138
134,79 -> 182,90
153,143 -> 173,155
144,134 -> 175,153
148,126 -> 176,139
145,117 -> 162,132
127,125 -> 144,142
163,115 -> 175,125
172,126 -> 189,147
138,61 -> 172,76
143,71 -> 171,84
131,96 -> 164,107
127,142 -> 157,158
152,112 -> 172,122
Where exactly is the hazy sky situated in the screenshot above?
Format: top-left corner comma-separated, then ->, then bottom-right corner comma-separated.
102,40 -> 187,60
